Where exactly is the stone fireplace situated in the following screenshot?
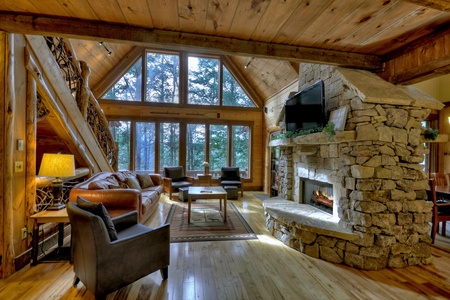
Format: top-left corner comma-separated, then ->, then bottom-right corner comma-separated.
264,63 -> 446,270
300,178 -> 333,214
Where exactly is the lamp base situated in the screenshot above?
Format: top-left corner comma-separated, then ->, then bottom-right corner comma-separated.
47,203 -> 66,210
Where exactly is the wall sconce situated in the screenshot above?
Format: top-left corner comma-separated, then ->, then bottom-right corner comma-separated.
38,153 -> 75,210
448,116 -> 450,124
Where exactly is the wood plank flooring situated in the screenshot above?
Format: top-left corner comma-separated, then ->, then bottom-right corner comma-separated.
2,192 -> 450,299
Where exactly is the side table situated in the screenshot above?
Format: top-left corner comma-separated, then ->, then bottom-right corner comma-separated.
30,208 -> 70,266
197,174 -> 212,186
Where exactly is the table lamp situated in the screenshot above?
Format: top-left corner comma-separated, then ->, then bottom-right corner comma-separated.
38,153 -> 75,210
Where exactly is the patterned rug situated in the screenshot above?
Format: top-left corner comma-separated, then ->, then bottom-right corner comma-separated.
165,201 -> 257,243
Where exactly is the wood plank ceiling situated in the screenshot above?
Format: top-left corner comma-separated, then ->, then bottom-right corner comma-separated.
1,0 -> 450,100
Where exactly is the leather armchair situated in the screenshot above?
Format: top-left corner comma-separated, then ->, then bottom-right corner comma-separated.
220,167 -> 244,197
67,202 -> 170,300
163,166 -> 194,200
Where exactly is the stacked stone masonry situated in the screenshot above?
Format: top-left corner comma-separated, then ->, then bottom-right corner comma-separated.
266,63 -> 444,270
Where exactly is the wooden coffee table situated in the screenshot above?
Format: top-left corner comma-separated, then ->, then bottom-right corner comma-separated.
188,186 -> 227,223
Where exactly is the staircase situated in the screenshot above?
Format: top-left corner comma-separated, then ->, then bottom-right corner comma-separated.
26,35 -> 117,173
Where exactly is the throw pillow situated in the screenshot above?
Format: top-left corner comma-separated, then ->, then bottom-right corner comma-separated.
108,182 -> 129,189
112,171 -> 127,183
88,180 -> 110,190
126,176 -> 141,190
136,173 -> 155,189
76,196 -> 118,241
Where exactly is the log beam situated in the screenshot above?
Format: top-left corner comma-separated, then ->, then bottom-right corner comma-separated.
379,25 -> 450,84
0,12 -> 382,71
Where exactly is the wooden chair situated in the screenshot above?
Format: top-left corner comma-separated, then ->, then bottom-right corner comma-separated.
429,172 -> 449,186
428,179 -> 450,243
163,166 -> 194,200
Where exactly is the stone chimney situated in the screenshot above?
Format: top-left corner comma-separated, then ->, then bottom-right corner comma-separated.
265,63 -> 445,270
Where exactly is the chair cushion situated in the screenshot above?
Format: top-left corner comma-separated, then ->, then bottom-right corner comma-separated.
136,173 -> 155,189
221,180 -> 242,186
172,181 -> 193,189
126,176 -> 142,190
77,196 -> 118,241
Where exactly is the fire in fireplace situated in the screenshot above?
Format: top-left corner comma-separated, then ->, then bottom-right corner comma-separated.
300,178 -> 333,214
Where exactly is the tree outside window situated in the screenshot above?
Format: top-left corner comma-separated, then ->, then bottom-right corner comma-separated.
232,125 -> 250,178
186,124 -> 206,176
188,56 -> 219,105
102,59 -> 142,101
146,52 -> 179,103
160,123 -> 179,170
109,121 -> 131,170
135,122 -> 156,171
210,125 -> 228,174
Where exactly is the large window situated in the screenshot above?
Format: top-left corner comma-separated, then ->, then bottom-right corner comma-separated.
210,125 -> 228,173
102,50 -> 255,108
110,120 -> 251,178
109,121 -> 131,170
232,125 -> 250,175
188,56 -> 219,105
103,60 -> 142,101
186,124 -> 206,173
135,122 -> 156,171
159,123 -> 179,168
146,52 -> 179,103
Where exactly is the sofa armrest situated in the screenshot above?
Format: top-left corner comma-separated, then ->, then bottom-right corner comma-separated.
150,174 -> 162,185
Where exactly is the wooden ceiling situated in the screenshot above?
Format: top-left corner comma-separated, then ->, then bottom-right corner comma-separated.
1,0 -> 450,100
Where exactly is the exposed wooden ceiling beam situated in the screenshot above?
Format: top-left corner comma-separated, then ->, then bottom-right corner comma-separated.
401,0 -> 450,12
0,12 -> 382,71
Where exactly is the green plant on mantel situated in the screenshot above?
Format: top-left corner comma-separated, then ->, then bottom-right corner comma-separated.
322,122 -> 336,141
271,122 -> 336,141
424,127 -> 439,140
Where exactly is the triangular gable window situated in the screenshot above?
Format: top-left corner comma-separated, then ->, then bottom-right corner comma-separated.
102,59 -> 142,101
222,65 -> 255,107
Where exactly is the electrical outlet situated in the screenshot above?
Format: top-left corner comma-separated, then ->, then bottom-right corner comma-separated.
21,228 -> 27,240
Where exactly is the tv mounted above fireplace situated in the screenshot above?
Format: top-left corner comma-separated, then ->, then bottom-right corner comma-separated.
285,80 -> 325,132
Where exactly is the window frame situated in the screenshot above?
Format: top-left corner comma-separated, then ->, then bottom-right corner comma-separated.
101,49 -> 257,108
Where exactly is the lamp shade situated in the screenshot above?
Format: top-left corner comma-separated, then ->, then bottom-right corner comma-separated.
38,153 -> 75,178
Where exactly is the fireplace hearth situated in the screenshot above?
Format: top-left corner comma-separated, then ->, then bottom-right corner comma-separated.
300,178 -> 333,214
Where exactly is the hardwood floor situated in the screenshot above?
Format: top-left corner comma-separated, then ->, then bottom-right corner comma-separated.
2,192 -> 450,299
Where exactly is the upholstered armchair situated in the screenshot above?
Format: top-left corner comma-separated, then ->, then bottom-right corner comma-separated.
220,167 -> 244,197
163,166 -> 194,200
67,201 -> 170,300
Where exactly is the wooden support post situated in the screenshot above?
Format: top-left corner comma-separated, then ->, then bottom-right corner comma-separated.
26,52 -> 37,235
3,33 -> 16,277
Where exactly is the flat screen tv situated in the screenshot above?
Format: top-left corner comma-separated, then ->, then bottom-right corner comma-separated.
285,80 -> 325,132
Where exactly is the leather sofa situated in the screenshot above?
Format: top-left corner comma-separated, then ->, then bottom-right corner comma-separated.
69,171 -> 163,223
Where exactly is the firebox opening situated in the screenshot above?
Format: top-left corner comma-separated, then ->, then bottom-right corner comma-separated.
300,178 -> 333,215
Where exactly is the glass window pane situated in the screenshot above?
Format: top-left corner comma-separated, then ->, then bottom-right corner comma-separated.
186,124 -> 206,177
146,52 -> 180,103
135,122 -> 156,172
232,125 -> 250,178
109,121 -> 131,170
159,123 -> 179,171
210,125 -> 228,174
223,65 -> 255,107
102,59 -> 142,101
188,56 -> 219,105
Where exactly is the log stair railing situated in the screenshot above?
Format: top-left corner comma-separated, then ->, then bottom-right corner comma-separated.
44,36 -> 118,171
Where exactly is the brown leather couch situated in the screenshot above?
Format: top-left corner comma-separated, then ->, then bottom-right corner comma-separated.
69,171 -> 163,223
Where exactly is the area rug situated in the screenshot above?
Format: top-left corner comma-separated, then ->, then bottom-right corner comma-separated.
165,202 -> 258,243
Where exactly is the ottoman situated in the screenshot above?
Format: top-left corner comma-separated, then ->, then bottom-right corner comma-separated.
224,186 -> 238,199
178,187 -> 189,202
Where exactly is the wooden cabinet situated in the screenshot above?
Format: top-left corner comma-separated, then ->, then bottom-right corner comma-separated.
270,147 -> 280,197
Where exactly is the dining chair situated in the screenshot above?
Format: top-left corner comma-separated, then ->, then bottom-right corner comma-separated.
429,172 -> 449,186
428,178 -> 450,243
